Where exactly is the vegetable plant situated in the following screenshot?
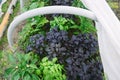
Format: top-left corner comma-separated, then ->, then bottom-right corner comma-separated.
26,27 -> 103,80
4,52 -> 66,80
4,53 -> 40,80
39,57 -> 66,80
19,16 -> 49,50
50,16 -> 96,34
18,0 -> 104,80
19,0 -> 49,50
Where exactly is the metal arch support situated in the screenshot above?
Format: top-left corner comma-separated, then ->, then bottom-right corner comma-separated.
7,6 -> 97,51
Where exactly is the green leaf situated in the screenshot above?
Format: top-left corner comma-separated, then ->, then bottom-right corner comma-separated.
4,67 -> 14,78
8,54 -> 16,64
12,72 -> 20,80
54,17 -> 59,23
21,70 -> 26,79
74,32 -> 80,35
59,25 -> 64,30
38,17 -> 48,26
31,74 -> 40,80
24,53 -> 31,62
23,74 -> 31,80
29,64 -> 38,69
52,58 -> 57,63
39,2 -> 45,7
29,2 -> 39,10
35,69 -> 41,75
16,53 -> 22,62
42,57 -> 48,62
62,74 -> 66,80
70,25 -> 79,29
11,70 -> 20,80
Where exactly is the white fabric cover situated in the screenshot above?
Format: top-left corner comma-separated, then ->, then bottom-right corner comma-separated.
81,0 -> 120,80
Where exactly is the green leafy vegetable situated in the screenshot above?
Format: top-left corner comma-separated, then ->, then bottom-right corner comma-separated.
4,53 -> 66,80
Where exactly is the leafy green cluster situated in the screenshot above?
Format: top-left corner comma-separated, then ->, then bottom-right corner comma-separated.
79,16 -> 96,33
40,57 -> 66,80
50,16 -> 76,31
4,53 -> 66,80
22,0 -> 50,12
72,0 -> 86,8
50,16 -> 96,34
4,53 -> 39,80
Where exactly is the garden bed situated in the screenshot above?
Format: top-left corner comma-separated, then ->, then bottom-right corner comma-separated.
2,0 -> 104,80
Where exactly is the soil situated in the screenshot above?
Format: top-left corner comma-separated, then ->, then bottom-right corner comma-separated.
13,21 -> 26,44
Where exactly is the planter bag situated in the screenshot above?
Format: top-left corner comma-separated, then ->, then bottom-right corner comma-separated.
81,0 -> 120,80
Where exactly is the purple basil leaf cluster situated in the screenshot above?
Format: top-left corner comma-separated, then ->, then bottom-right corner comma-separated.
46,0 -> 75,20
26,27 -> 103,80
51,0 -> 73,6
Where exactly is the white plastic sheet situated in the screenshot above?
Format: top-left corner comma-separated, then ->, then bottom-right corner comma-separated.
81,0 -> 120,80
